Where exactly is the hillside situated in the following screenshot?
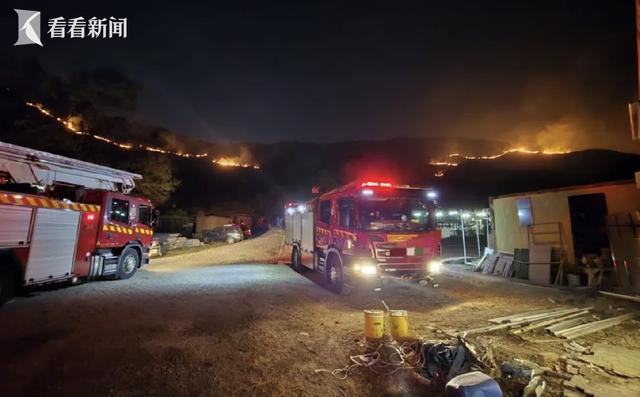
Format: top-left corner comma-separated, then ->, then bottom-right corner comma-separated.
2,91 -> 640,215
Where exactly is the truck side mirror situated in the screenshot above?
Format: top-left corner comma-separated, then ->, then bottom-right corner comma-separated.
151,209 -> 159,228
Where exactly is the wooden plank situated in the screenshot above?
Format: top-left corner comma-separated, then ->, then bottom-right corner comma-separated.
501,257 -> 514,277
560,313 -> 636,339
512,309 -> 591,334
482,254 -> 498,274
579,343 -> 640,378
493,255 -> 507,276
499,307 -> 583,324
599,290 -> 640,303
546,317 -> 588,334
456,319 -> 528,335
556,313 -> 634,336
489,306 -> 569,324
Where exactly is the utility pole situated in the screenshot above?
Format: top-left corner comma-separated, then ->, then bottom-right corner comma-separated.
475,221 -> 482,257
460,212 -> 467,265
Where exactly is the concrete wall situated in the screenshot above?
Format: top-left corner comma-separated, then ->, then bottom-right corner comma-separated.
491,181 -> 640,264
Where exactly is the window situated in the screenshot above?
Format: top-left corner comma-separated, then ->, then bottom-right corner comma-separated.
516,198 -> 532,226
338,199 -> 355,228
359,198 -> 434,231
319,200 -> 332,224
110,198 -> 130,224
138,205 -> 152,226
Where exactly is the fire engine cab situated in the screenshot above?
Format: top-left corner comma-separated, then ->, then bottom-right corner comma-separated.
0,141 -> 156,304
285,180 -> 441,293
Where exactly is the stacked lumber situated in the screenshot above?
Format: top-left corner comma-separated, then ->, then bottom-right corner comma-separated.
453,307 -> 636,339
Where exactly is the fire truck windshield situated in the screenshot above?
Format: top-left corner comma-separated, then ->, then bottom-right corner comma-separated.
358,197 -> 435,231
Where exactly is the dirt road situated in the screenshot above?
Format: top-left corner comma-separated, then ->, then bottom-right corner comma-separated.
1,230 -> 638,396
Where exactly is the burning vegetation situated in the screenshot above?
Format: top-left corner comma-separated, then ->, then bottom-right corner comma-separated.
25,102 -> 260,169
429,147 -> 573,177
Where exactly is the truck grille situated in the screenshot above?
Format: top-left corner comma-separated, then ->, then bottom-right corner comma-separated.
374,242 -> 426,273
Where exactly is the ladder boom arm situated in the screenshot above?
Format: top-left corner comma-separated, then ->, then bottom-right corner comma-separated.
0,141 -> 141,193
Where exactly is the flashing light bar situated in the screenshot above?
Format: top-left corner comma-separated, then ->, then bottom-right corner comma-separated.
360,181 -> 393,188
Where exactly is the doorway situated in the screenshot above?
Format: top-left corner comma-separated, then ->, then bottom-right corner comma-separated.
568,193 -> 610,260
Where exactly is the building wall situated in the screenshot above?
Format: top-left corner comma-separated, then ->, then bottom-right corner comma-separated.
195,214 -> 233,232
491,182 -> 640,264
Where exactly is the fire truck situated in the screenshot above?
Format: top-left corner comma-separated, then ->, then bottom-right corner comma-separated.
0,141 -> 156,304
284,179 -> 442,293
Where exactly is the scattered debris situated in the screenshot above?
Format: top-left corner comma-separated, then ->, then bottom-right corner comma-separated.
446,371 -> 503,396
577,343 -> 640,378
299,332 -> 309,337
450,306 -> 636,340
522,375 -> 545,397
315,336 -> 492,394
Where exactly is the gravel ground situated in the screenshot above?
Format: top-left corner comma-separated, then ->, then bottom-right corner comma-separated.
1,230 -> 638,396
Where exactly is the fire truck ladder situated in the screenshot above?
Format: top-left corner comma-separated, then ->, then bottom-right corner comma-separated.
0,141 -> 141,193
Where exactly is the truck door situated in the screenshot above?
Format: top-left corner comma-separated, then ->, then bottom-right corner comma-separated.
101,195 -> 133,247
336,198 -> 356,253
316,199 -> 333,249
130,201 -> 153,245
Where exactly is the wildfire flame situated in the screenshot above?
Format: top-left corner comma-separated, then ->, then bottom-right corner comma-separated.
25,102 -> 261,169
429,146 -> 572,177
448,147 -> 571,160
212,158 -> 261,169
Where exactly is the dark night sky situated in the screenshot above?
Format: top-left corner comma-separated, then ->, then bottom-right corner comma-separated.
2,1 -> 638,152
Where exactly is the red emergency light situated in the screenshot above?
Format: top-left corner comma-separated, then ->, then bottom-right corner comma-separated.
360,181 -> 393,188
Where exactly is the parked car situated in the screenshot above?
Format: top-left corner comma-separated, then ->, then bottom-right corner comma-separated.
202,224 -> 243,244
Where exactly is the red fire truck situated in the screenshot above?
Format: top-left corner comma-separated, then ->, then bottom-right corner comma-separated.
284,179 -> 442,292
0,141 -> 156,304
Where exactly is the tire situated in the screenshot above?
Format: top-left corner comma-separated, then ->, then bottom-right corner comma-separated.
117,247 -> 140,280
291,246 -> 302,271
0,266 -> 17,305
325,254 -> 345,293
226,236 -> 235,244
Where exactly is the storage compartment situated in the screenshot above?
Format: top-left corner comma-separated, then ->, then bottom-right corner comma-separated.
0,205 -> 33,247
24,208 -> 80,284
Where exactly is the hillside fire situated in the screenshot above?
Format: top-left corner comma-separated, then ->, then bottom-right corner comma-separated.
25,102 -> 262,170
212,158 -> 261,169
429,147 -> 573,176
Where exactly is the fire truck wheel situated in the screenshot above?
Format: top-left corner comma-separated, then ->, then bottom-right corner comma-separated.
291,246 -> 302,271
326,256 -> 345,293
0,266 -> 17,305
117,248 -> 140,280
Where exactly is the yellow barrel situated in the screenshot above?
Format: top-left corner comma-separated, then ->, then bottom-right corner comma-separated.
389,310 -> 409,339
363,310 -> 385,340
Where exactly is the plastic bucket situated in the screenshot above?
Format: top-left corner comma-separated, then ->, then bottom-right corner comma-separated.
389,310 -> 409,339
364,310 -> 385,340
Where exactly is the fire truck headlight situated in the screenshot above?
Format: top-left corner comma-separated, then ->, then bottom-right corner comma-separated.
354,262 -> 378,276
427,260 -> 442,274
